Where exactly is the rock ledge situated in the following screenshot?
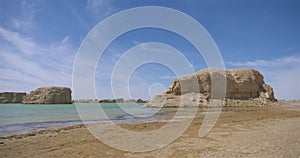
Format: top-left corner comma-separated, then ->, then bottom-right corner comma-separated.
0,92 -> 26,103
23,87 -> 72,104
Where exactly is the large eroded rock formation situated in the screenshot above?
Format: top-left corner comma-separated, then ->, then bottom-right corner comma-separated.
145,68 -> 276,107
23,87 -> 72,104
0,92 -> 26,103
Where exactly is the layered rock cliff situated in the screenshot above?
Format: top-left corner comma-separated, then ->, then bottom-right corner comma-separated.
0,92 -> 26,103
23,87 -> 72,104
145,68 -> 276,107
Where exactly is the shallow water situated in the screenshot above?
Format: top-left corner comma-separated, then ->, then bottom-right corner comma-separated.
0,103 -> 158,137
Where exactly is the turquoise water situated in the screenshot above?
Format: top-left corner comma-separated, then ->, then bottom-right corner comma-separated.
0,103 -> 158,137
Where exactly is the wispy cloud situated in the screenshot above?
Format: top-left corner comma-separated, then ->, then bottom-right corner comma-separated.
0,27 -> 45,56
160,75 -> 176,80
228,55 -> 300,67
0,27 -> 75,92
10,0 -> 39,30
61,35 -> 70,45
132,40 -> 140,45
86,0 -> 118,20
11,17 -> 34,30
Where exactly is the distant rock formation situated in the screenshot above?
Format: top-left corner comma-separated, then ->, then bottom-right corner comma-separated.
73,99 -> 99,103
136,99 -> 146,103
98,98 -> 124,103
73,98 -> 147,103
23,87 -> 72,104
0,92 -> 26,103
145,68 -> 276,108
123,99 -> 146,103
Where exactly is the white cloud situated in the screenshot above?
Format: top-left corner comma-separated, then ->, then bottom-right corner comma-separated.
0,68 -> 45,86
0,27 -> 45,56
11,15 -> 35,30
10,0 -> 38,30
228,55 -> 300,67
61,35 -> 70,45
86,0 -> 118,20
132,40 -> 140,45
0,27 -> 75,93
160,75 -> 176,80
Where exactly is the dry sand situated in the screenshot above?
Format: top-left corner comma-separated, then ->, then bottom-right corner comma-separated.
1,101 -> 300,158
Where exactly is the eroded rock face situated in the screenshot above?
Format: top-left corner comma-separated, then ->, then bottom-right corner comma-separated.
0,92 -> 26,103
145,68 -> 276,107
23,87 -> 72,104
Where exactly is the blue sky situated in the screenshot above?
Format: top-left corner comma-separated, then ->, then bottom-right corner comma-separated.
0,0 -> 299,100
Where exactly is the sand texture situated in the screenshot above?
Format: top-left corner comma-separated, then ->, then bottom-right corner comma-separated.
1,102 -> 300,158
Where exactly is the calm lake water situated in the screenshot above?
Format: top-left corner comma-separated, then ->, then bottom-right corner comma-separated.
0,103 -> 159,137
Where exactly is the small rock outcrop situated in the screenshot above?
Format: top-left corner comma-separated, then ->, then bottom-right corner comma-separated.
73,99 -> 99,103
98,98 -> 124,103
23,87 -> 72,104
73,98 -> 147,103
0,92 -> 26,103
136,99 -> 146,103
145,68 -> 276,108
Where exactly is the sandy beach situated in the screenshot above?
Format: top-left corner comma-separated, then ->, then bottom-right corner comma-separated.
1,102 -> 300,158
1,0 -> 299,157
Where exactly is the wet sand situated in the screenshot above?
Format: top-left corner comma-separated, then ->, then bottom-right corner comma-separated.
1,102 -> 300,158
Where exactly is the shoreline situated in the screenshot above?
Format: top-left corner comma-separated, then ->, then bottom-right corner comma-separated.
1,103 -> 299,139
0,105 -> 277,138
0,113 -> 164,138
0,103 -> 162,137
1,104 -> 300,157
